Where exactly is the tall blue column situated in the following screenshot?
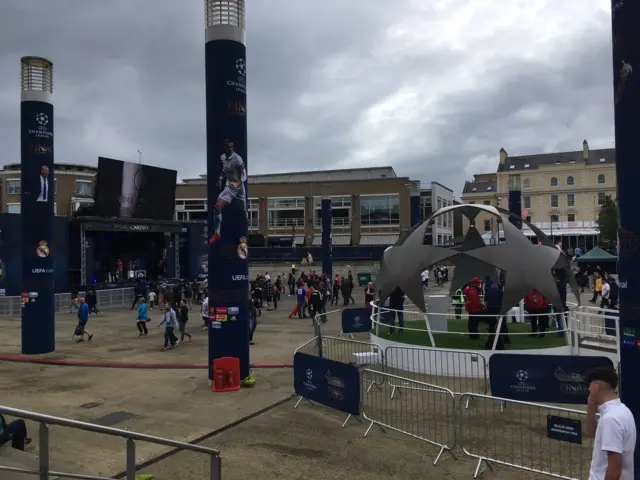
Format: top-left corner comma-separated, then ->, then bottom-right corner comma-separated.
611,0 -> 640,472
205,0 -> 250,381
321,198 -> 332,278
20,57 -> 55,354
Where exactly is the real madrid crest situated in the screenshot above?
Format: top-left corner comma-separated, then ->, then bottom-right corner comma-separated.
36,241 -> 50,258
237,236 -> 248,260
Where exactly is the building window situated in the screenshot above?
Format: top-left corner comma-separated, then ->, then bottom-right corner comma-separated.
6,203 -> 20,214
567,214 -> 575,222
597,174 -> 605,184
567,193 -> 575,207
483,200 -> 490,205
550,177 -> 558,187
360,194 -> 400,225
523,196 -> 531,209
567,176 -> 574,185
598,192 -> 606,206
267,197 -> 306,228
551,214 -> 559,222
313,196 -> 351,227
551,194 -> 558,208
483,219 -> 491,231
6,179 -> 20,195
75,180 -> 93,197
522,179 -> 531,189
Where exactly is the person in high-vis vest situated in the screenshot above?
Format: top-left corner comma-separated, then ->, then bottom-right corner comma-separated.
452,288 -> 465,320
291,264 -> 296,276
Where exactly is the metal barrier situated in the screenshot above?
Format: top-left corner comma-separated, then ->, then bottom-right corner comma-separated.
384,346 -> 488,399
0,288 -> 135,317
361,369 -> 457,466
571,305 -> 619,359
458,393 -> 592,479
0,404 -> 221,480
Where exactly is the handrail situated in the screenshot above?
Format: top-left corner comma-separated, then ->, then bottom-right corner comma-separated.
0,405 -> 221,480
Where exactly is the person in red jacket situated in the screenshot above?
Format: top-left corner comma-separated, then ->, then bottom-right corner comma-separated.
524,289 -> 550,337
464,277 -> 485,340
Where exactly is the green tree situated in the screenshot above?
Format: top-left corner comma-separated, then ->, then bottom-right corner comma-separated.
597,195 -> 618,248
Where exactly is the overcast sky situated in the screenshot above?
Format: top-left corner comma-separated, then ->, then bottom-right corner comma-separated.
0,0 -> 616,196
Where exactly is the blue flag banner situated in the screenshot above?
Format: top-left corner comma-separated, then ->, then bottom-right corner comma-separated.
489,354 -> 613,404
21,100 -> 55,354
206,37 -> 250,380
546,415 -> 582,445
321,198 -> 332,278
342,307 -> 372,333
294,352 -> 360,416
410,195 -> 421,227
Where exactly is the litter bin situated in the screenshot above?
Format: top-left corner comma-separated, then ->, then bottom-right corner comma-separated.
357,272 -> 371,287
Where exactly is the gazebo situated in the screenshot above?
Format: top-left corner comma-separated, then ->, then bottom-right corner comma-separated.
575,246 -> 618,264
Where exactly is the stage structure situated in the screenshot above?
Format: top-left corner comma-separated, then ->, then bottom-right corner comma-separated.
205,0 -> 250,381
20,57 -> 56,354
610,0 -> 640,471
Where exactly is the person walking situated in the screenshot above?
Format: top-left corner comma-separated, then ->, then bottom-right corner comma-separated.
586,366 -> 636,479
464,277 -> 484,340
388,287 -> 405,335
136,298 -> 149,336
86,287 -> 101,316
178,300 -> 192,342
75,298 -> 94,343
201,295 -> 209,329
157,301 -> 178,351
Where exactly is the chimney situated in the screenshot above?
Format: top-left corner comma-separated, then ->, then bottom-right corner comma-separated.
499,148 -> 508,165
583,140 -> 589,163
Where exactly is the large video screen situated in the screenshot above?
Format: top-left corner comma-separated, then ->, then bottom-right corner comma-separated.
94,157 -> 177,221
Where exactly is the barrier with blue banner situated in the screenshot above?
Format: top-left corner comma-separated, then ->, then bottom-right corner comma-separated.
489,354 -> 613,404
342,308 -> 372,334
294,352 -> 360,416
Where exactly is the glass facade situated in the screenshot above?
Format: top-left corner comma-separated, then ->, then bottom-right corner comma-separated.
267,197 -> 305,228
360,194 -> 399,225
313,196 -> 351,227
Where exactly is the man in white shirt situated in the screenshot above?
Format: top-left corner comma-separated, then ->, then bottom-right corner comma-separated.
201,296 -> 209,330
586,366 -> 636,480
600,278 -> 611,309
264,272 -> 271,282
421,269 -> 429,289
36,165 -> 51,202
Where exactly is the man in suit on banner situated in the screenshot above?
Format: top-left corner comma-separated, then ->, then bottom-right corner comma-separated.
36,165 -> 51,203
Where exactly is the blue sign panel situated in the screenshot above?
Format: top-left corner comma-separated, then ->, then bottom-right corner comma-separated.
342,307 -> 372,333
546,415 -> 582,445
489,354 -> 613,404
206,38 -> 250,380
294,352 -> 360,416
21,100 -> 55,354
321,198 -> 332,278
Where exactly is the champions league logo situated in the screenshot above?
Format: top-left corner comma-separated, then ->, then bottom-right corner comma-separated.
227,57 -> 246,94
36,113 -> 49,126
235,58 -> 246,77
29,113 -> 53,140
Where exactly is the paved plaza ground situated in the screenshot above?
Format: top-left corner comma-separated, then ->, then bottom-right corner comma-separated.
0,283 -> 594,479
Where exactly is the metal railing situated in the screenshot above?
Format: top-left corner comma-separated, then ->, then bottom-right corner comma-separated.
0,405 -> 221,480
361,369 -> 457,466
0,288 -> 135,317
570,305 -> 619,356
384,346 -> 488,397
458,394 -> 592,479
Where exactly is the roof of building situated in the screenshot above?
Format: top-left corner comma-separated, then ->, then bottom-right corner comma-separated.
499,147 -> 615,172
181,166 -> 399,185
1,162 -> 98,173
462,180 -> 497,195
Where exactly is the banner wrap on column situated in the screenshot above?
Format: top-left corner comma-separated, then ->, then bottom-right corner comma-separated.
611,0 -> 640,471
21,101 -> 55,354
205,39 -> 250,380
321,198 -> 333,278
410,195 -> 421,227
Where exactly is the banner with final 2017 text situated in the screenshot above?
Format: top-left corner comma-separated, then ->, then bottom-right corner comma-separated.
21,101 -> 55,354
489,354 -> 613,404
342,308 -> 372,334
206,38 -> 250,380
294,352 -> 361,415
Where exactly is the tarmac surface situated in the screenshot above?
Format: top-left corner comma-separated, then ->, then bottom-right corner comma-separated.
0,280 -> 590,479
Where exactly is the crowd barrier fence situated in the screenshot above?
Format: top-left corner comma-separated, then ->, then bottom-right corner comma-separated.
458,393 -> 593,479
361,368 -> 457,466
0,288 -> 136,317
383,346 -> 488,404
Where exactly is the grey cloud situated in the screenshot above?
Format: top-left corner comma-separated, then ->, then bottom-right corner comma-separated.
0,0 -> 616,195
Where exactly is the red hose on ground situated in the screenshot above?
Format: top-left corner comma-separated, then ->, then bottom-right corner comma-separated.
0,355 -> 292,369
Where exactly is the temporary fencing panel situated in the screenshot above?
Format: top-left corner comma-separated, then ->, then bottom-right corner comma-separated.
384,346 -> 488,397
361,369 -> 457,466
458,393 -> 593,479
